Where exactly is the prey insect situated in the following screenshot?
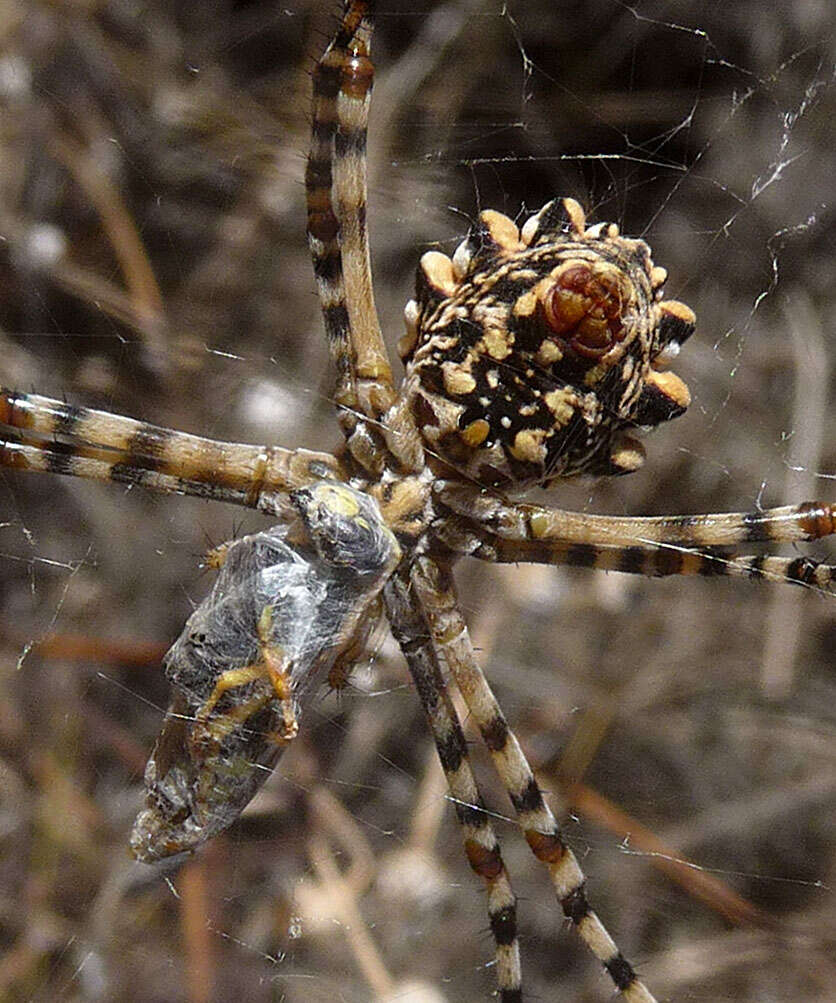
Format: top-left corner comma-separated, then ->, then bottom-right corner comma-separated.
130,480 -> 400,862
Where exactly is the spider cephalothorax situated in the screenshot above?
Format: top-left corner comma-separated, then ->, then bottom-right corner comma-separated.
400,196 -> 696,488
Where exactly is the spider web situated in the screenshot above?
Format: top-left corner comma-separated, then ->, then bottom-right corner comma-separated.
0,2 -> 834,1001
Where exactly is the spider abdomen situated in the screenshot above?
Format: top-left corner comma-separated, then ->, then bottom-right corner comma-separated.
400,198 -> 695,488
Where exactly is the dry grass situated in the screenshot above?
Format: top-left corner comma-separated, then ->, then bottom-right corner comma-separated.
1,2 -> 834,1001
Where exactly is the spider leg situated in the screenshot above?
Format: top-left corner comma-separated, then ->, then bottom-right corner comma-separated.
434,482 -> 836,591
0,388 -> 342,513
304,0 -> 427,501
410,555 -> 657,1003
307,2 -> 392,461
433,513 -> 836,592
435,481 -> 836,549
385,564 -> 522,1002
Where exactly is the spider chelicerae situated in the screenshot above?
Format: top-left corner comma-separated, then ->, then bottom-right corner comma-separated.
2,2 -> 834,1001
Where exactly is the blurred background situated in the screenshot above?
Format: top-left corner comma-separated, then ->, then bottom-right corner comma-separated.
0,1 -> 834,1000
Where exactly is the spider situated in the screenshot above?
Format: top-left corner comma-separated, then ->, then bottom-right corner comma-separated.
1,2 -> 833,1001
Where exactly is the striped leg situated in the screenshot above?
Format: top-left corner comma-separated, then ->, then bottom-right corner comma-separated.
435,481 -> 836,550
432,514 -> 836,592
433,482 -> 836,592
385,565 -> 522,1002
410,555 -> 657,1003
0,388 -> 342,513
307,0 -> 401,476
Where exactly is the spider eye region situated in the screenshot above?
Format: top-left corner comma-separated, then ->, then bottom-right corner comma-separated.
403,201 -> 695,489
